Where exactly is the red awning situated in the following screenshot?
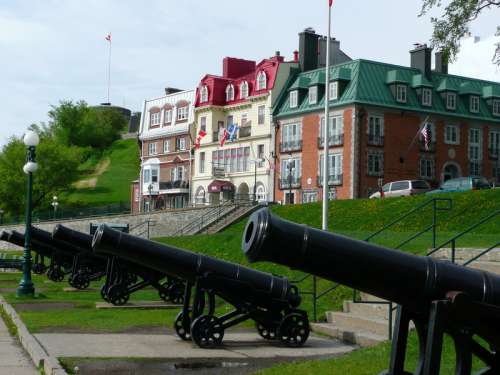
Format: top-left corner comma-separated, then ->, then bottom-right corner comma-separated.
208,180 -> 235,193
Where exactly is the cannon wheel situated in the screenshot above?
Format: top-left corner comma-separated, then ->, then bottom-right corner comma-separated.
70,273 -> 90,290
100,284 -> 110,302
191,315 -> 224,349
277,313 -> 309,347
47,268 -> 64,282
174,311 -> 191,341
108,284 -> 130,306
32,263 -> 46,275
168,282 -> 184,305
256,322 -> 277,340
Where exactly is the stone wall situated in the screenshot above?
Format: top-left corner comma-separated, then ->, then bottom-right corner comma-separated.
0,206 -> 218,250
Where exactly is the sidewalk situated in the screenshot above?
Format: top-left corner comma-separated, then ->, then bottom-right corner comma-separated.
0,315 -> 38,375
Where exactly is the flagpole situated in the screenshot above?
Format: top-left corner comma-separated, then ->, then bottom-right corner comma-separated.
107,35 -> 112,103
322,2 -> 332,232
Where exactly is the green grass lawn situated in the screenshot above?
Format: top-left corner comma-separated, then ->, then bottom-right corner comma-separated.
62,139 -> 140,208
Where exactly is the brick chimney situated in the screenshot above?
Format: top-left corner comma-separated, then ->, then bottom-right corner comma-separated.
434,51 -> 448,74
222,57 -> 256,79
410,44 -> 432,79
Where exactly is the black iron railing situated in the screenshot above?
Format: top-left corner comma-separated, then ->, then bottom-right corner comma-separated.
318,134 -> 344,148
368,134 -> 384,146
317,174 -> 343,186
279,177 -> 301,189
280,140 -> 302,153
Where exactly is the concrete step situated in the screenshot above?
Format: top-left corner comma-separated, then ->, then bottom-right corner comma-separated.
431,248 -> 500,262
326,311 -> 391,337
468,261 -> 500,274
343,300 -> 390,320
359,292 -> 387,303
311,323 -> 386,347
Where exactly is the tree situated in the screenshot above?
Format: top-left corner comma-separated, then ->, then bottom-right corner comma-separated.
420,0 -> 500,64
0,136 -> 82,217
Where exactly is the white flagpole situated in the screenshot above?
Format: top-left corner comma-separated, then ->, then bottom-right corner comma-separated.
322,3 -> 332,231
107,34 -> 112,103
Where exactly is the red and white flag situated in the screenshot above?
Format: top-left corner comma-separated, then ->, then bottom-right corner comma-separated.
421,123 -> 430,151
220,129 -> 229,147
105,33 -> 112,42
329,0 -> 334,7
194,130 -> 207,149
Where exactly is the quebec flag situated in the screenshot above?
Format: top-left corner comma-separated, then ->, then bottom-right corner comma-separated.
227,123 -> 238,142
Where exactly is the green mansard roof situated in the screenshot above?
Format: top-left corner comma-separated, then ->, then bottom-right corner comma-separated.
274,59 -> 500,122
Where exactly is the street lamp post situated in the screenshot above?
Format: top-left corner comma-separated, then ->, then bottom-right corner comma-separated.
148,184 -> 153,212
0,209 -> 4,225
17,130 -> 39,297
288,160 -> 295,205
51,196 -> 59,219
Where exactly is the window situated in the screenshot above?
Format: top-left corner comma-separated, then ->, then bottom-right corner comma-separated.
163,109 -> 173,124
470,96 -> 480,113
489,131 -> 500,157
420,158 -> 435,179
396,85 -> 407,103
281,122 -> 302,151
241,113 -> 248,127
367,152 -> 384,176
256,185 -> 267,202
150,112 -> 160,126
212,146 -> 250,173
148,142 -> 157,155
176,137 -> 186,151
200,85 -> 208,103
177,106 -> 188,121
199,152 -> 205,173
240,81 -> 249,99
446,93 -> 456,110
290,90 -> 298,108
391,181 -> 410,191
143,169 -> 151,184
227,115 -> 234,126
281,158 -> 301,183
225,84 -> 235,101
320,115 -> 344,146
319,153 -> 343,184
200,117 -> 206,132
258,105 -> 265,125
329,81 -> 338,100
257,71 -> 267,90
368,115 -> 384,145
493,100 -> 500,116
469,128 -> 482,161
302,191 -> 318,203
163,140 -> 170,153
308,86 -> 318,104
444,125 -> 459,145
151,168 -> 158,183
257,144 -> 265,167
422,88 -> 432,106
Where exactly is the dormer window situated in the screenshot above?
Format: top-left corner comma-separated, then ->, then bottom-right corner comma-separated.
470,95 -> 480,113
200,85 -> 208,103
493,99 -> 500,116
422,88 -> 432,106
240,81 -> 249,99
396,85 -> 407,103
150,112 -> 160,127
446,93 -> 456,110
329,81 -> 338,101
257,71 -> 267,90
290,90 -> 298,108
308,86 -> 318,105
225,84 -> 235,101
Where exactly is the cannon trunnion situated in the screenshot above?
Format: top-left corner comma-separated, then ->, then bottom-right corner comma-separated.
243,208 -> 500,375
92,224 -> 309,348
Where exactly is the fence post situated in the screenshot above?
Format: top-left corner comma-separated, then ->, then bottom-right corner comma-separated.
451,239 -> 456,263
432,199 -> 437,248
388,302 -> 393,340
147,220 -> 150,239
313,276 -> 317,322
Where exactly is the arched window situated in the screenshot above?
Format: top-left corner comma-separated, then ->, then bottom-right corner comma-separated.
226,84 -> 235,101
200,85 -> 208,103
240,81 -> 249,99
195,186 -> 206,205
256,184 -> 266,202
256,71 -> 267,90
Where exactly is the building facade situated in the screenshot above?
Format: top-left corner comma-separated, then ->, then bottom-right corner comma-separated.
273,45 -> 500,204
136,88 -> 196,212
191,54 -> 298,205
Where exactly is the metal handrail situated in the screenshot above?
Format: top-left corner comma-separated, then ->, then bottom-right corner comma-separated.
463,241 -> 500,266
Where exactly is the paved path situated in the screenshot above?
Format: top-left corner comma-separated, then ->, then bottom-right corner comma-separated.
35,332 -> 356,359
0,315 -> 38,374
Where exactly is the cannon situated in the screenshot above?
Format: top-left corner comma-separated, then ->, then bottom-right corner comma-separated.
53,224 -> 185,305
92,224 -> 309,349
242,208 -> 500,375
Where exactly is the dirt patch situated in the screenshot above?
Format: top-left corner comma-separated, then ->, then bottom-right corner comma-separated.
73,158 -> 110,189
14,302 -> 76,312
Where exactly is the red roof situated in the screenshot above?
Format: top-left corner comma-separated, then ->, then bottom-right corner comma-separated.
195,55 -> 284,107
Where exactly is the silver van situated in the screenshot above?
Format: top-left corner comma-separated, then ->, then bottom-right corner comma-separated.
369,180 -> 431,199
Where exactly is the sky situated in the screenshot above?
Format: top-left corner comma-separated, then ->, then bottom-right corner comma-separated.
1,0 -> 500,146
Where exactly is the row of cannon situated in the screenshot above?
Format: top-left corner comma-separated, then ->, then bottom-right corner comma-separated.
1,207 -> 499,373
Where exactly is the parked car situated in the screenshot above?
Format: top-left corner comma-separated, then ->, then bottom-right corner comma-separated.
426,176 -> 491,195
369,180 -> 431,199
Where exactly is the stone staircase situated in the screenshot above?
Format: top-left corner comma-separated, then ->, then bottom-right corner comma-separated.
312,247 -> 500,347
203,205 -> 261,234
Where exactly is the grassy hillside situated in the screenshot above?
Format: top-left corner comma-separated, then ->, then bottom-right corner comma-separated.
63,139 -> 140,208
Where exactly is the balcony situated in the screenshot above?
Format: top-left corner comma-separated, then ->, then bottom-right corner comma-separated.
419,140 -> 436,152
280,140 -> 303,153
317,174 -> 343,186
367,134 -> 384,146
279,176 -> 302,189
469,161 -> 483,177
239,126 -> 251,138
489,148 -> 499,160
159,180 -> 189,192
317,134 -> 344,148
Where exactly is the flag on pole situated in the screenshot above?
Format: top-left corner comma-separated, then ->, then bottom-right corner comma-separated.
421,123 -> 430,151
105,33 -> 112,42
329,0 -> 334,7
194,130 -> 207,149
227,123 -> 238,141
220,129 -> 229,147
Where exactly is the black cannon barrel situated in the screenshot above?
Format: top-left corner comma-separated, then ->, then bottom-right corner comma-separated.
92,224 -> 296,304
242,208 -> 500,311
0,231 -> 9,242
8,230 -> 54,256
52,225 -> 93,250
31,227 -> 86,256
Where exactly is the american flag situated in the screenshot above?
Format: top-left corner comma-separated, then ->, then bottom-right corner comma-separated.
220,129 -> 229,147
421,123 -> 430,151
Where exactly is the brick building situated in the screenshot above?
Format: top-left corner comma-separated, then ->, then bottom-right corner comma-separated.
134,88 -> 196,212
273,45 -> 500,204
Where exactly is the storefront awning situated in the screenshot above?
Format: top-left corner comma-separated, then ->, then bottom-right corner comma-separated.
208,180 -> 235,193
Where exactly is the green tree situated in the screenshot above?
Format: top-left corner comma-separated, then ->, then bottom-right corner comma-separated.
420,0 -> 500,64
0,136 -> 82,217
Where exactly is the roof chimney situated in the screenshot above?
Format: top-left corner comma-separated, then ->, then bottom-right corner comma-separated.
434,51 -> 448,74
293,50 -> 299,62
298,27 -> 320,72
410,44 -> 432,79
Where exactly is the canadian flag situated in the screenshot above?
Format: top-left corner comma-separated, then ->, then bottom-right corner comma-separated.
329,0 -> 334,6
194,130 -> 207,149
220,129 -> 229,147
